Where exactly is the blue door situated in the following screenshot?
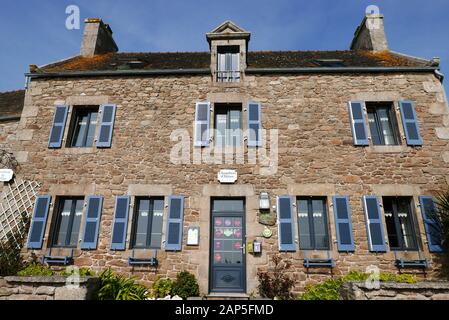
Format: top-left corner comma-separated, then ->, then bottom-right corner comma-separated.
210,198 -> 246,293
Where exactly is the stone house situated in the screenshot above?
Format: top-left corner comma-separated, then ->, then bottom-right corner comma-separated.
6,12 -> 449,296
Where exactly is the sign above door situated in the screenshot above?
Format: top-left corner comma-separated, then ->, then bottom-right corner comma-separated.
217,169 -> 238,184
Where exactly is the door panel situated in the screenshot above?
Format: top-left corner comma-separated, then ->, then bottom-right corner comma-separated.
210,199 -> 246,293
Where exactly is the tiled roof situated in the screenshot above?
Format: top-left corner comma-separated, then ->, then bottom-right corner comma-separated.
37,50 -> 430,73
0,90 -> 25,119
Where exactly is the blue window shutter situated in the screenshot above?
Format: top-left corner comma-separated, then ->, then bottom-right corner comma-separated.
247,102 -> 262,147
110,196 -> 130,250
194,102 -> 210,147
48,105 -> 68,148
333,196 -> 355,252
399,101 -> 423,146
277,196 -> 296,252
80,196 -> 103,250
165,195 -> 184,251
363,196 -> 387,252
348,101 -> 369,146
96,104 -> 117,148
419,196 -> 444,252
27,195 -> 51,249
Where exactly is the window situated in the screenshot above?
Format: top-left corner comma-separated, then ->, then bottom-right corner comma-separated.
67,106 -> 99,147
217,46 -> 240,82
51,197 -> 84,248
296,197 -> 330,250
366,103 -> 400,145
383,197 -> 418,251
131,197 -> 164,249
214,105 -> 242,147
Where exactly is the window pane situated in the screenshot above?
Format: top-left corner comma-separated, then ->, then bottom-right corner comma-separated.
312,199 -> 329,249
297,199 -> 311,249
150,199 -> 164,248
368,111 -> 382,145
384,198 -> 400,249
229,110 -> 241,147
397,199 -> 417,250
134,199 -> 150,248
73,113 -> 88,147
378,107 -> 396,145
85,112 -> 98,147
215,113 -> 227,147
213,199 -> 244,212
54,199 -> 72,246
68,199 -> 84,246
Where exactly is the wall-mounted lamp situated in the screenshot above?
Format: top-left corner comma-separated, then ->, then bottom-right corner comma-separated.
259,192 -> 270,210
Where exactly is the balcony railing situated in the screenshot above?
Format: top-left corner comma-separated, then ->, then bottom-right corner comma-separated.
216,70 -> 241,83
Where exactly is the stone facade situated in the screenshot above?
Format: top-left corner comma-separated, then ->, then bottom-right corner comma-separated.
340,281 -> 449,300
11,70 -> 449,295
0,276 -> 99,300
4,14 -> 449,297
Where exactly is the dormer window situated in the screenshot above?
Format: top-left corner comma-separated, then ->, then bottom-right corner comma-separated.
206,21 -> 250,84
217,46 -> 240,82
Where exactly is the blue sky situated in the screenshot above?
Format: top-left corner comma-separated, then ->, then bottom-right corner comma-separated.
1,0 -> 448,92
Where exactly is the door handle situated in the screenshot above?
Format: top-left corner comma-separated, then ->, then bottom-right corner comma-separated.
240,244 -> 246,254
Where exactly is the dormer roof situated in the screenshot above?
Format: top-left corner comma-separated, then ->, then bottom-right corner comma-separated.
206,20 -> 251,44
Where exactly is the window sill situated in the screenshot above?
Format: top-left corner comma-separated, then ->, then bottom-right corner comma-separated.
212,81 -> 243,88
366,145 -> 408,154
62,147 -> 97,155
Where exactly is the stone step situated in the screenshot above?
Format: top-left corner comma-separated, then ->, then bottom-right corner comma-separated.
205,293 -> 250,300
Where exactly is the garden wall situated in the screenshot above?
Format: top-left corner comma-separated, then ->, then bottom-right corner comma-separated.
0,276 -> 99,300
340,281 -> 449,300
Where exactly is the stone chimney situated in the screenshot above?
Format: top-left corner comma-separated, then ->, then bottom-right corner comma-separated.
350,14 -> 388,51
80,18 -> 118,57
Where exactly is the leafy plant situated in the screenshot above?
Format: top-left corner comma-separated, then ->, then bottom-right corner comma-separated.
435,189 -> 449,247
171,271 -> 200,299
299,271 -> 417,300
16,262 -> 54,276
152,277 -> 173,298
96,268 -> 149,300
0,215 -> 28,276
257,254 -> 295,300
61,267 -> 95,277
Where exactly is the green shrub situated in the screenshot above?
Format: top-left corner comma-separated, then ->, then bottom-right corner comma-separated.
171,271 -> 200,299
299,271 -> 417,300
17,262 -> 54,276
0,216 -> 28,276
61,267 -> 95,277
300,278 -> 342,300
152,277 -> 173,298
96,268 -> 148,300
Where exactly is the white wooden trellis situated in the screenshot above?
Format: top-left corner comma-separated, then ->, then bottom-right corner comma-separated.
0,178 -> 40,253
